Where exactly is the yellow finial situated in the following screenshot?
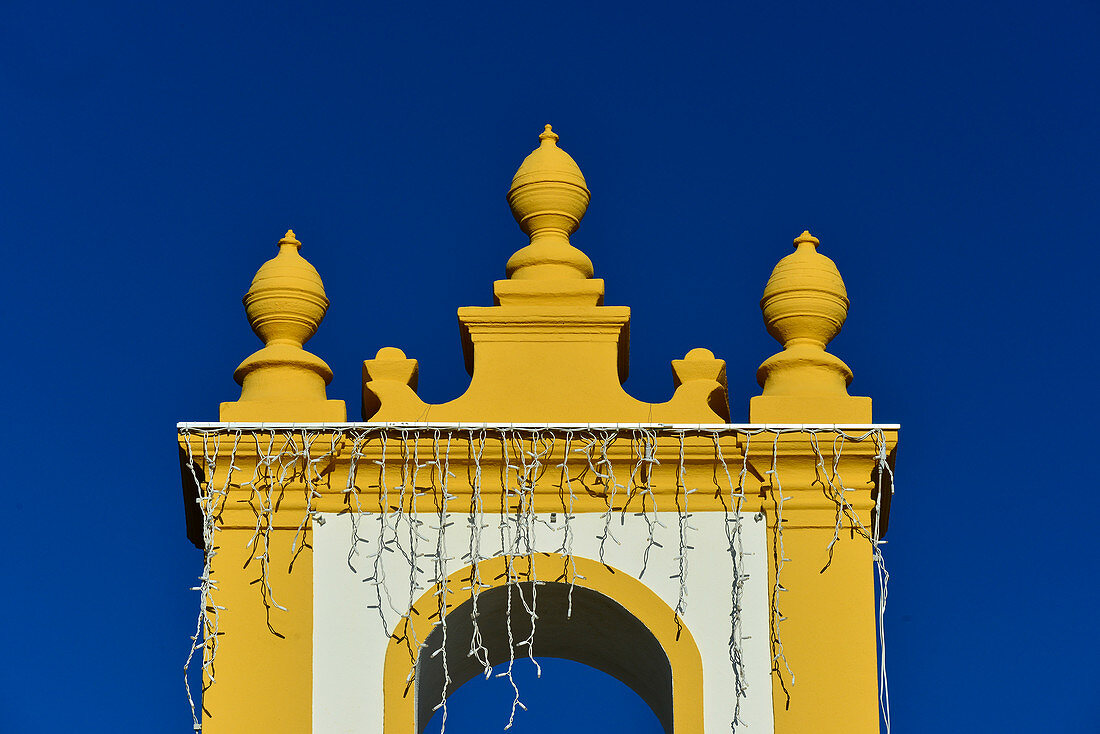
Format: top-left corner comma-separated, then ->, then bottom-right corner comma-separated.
505,124 -> 593,281
760,230 -> 848,354
749,230 -> 871,421
243,230 -> 328,349
220,230 -> 345,420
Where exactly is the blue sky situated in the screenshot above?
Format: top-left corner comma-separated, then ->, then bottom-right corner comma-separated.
3,1 -> 1097,731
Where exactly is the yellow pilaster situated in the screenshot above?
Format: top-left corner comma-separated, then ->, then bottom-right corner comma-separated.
204,526 -> 313,734
768,526 -> 879,732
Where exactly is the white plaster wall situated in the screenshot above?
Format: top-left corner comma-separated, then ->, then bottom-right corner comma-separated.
314,510 -> 775,733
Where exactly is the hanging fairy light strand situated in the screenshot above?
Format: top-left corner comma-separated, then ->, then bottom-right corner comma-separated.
464,428 -> 493,678
624,427 -> 662,579
555,430 -> 584,618
429,431 -> 456,734
713,429 -> 750,730
179,423 -> 894,733
181,428 -> 236,731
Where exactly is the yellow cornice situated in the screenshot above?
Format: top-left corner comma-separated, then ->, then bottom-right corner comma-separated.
178,426 -> 894,532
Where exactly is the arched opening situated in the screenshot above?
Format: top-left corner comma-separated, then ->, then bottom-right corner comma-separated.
421,657 -> 665,733
382,554 -> 703,734
417,582 -> 673,733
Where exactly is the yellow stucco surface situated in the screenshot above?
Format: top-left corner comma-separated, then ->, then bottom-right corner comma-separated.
202,527 -> 313,733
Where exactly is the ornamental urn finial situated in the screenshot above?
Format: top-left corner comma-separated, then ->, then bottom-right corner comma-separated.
750,230 -> 870,423
241,229 -> 329,351
220,229 -> 345,421
759,230 -> 849,352
505,124 -> 593,280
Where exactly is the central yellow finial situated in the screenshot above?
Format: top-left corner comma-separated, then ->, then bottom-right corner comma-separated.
505,124 -> 593,280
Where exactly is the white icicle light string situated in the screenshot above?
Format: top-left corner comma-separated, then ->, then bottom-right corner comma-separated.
179,423 -> 895,732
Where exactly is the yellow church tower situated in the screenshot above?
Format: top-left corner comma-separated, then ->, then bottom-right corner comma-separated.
179,125 -> 896,734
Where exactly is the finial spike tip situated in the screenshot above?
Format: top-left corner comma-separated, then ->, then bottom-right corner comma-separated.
539,124 -> 559,144
279,229 -> 302,249
793,230 -> 820,249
